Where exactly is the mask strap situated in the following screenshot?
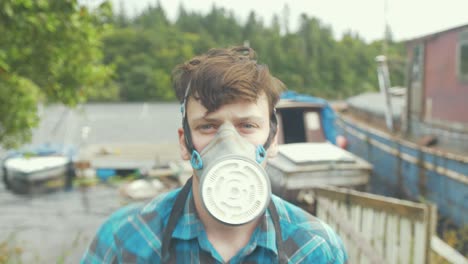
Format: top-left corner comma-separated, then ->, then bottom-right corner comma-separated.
181,81 -> 198,166
161,177 -> 193,263
256,145 -> 266,163
263,109 -> 278,150
182,116 -> 195,155
268,199 -> 287,264
190,150 -> 203,169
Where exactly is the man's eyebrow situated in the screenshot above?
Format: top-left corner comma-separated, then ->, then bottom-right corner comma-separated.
191,116 -> 222,123
191,116 -> 264,123
236,116 -> 264,122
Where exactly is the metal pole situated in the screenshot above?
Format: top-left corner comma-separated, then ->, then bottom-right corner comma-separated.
376,55 -> 394,132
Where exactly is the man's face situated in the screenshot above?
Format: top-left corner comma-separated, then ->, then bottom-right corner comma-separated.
178,93 -> 278,161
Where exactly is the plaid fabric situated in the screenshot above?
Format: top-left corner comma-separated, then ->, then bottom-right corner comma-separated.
81,188 -> 347,264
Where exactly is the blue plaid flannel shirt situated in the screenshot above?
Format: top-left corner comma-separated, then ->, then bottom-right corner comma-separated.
81,188 -> 348,263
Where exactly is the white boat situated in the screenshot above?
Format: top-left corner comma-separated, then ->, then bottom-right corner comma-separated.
3,155 -> 73,194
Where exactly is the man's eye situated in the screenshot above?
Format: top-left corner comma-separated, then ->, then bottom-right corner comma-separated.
199,124 -> 216,132
239,123 -> 258,132
241,123 -> 255,129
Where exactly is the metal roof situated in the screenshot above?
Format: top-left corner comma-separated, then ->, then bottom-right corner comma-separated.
405,23 -> 468,43
346,91 -> 405,119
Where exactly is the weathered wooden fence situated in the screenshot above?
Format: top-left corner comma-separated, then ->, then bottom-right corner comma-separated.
313,186 -> 437,264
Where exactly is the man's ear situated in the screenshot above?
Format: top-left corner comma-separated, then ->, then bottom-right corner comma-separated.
178,128 -> 191,160
267,126 -> 279,158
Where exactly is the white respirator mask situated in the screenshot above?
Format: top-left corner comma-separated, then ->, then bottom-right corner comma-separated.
190,123 -> 271,225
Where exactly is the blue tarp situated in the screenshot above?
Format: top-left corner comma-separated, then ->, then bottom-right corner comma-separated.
280,91 -> 337,144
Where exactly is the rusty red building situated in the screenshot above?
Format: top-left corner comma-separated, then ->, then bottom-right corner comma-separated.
406,24 -> 468,150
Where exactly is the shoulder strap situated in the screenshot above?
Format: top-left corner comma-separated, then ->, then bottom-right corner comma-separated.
269,199 -> 287,264
161,177 -> 193,263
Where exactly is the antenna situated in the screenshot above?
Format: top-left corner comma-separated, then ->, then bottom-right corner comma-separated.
383,0 -> 389,56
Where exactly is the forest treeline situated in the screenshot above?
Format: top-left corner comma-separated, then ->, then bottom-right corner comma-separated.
96,2 -> 406,102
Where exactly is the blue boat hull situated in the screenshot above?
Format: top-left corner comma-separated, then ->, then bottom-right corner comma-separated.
336,114 -> 468,227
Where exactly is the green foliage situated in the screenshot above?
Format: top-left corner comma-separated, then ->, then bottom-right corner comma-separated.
0,74 -> 40,149
100,4 -> 405,102
0,0 -> 114,148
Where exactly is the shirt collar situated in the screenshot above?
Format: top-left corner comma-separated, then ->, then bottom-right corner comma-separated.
171,190 -> 278,255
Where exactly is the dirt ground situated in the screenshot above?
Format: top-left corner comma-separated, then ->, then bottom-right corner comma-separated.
0,181 -> 169,263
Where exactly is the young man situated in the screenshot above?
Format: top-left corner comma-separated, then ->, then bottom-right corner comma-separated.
81,47 -> 347,263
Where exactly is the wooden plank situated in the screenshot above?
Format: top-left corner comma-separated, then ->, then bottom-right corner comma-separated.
361,207 -> 374,264
375,210 -> 386,259
431,236 -> 468,264
336,201 -> 352,261
413,220 -> 426,264
399,218 -> 412,264
361,207 -> 374,240
329,199 -> 338,231
284,172 -> 370,189
351,204 -> 362,263
385,214 -> 397,264
314,187 -> 427,220
425,204 -> 437,264
354,205 -> 363,263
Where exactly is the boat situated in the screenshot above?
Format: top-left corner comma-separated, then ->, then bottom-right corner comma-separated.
267,91 -> 373,201
334,25 -> 468,228
2,143 -> 77,194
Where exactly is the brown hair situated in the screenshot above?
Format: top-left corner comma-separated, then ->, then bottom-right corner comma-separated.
172,46 -> 285,114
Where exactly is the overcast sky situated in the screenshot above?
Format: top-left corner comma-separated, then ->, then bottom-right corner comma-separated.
83,0 -> 468,42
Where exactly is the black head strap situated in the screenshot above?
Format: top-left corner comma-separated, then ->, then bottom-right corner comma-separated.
263,110 -> 278,150
183,115 -> 195,154
181,82 -> 196,154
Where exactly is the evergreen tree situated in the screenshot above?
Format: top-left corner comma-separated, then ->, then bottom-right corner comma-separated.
99,3 -> 405,102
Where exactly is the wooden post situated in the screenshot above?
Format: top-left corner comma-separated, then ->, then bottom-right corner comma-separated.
425,203 -> 437,264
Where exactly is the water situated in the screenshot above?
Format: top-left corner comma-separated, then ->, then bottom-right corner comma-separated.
31,102 -> 182,146
0,102 -> 183,263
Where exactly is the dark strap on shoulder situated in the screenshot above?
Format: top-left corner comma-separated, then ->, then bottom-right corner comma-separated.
268,199 -> 287,264
161,177 -> 193,263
